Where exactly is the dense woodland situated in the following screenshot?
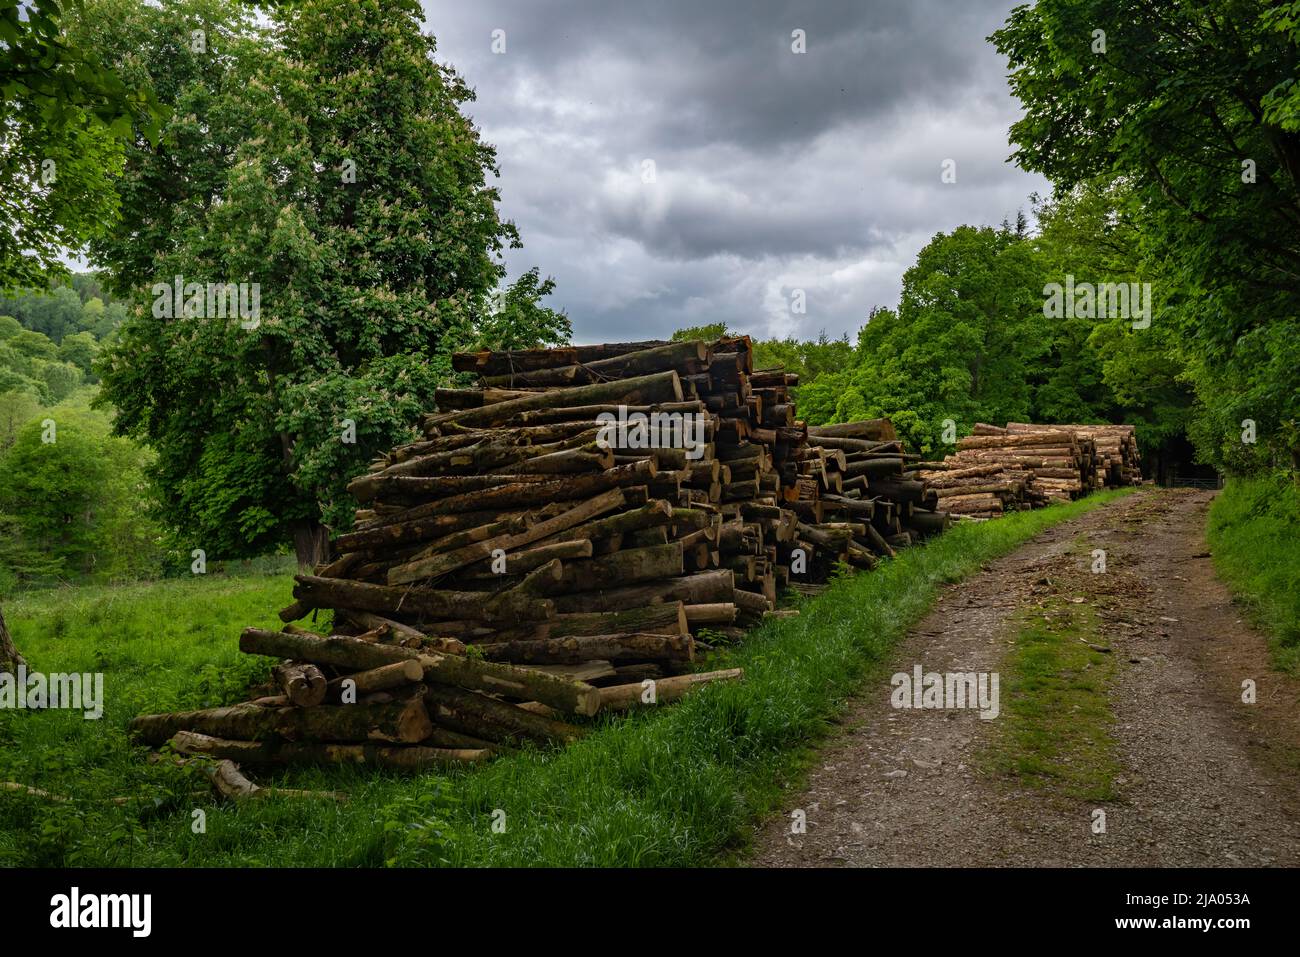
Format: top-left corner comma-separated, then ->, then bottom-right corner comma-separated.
1,0 -> 1297,594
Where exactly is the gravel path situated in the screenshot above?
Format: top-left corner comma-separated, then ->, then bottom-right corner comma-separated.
750,489 -> 1300,867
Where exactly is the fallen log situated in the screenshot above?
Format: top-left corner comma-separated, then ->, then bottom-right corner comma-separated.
129,698 -> 432,746
475,633 -> 694,665
597,668 -> 745,710
169,731 -> 487,768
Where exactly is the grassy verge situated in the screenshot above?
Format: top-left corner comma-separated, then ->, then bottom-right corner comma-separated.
1206,475 -> 1300,674
983,598 -> 1120,802
0,489 -> 1136,867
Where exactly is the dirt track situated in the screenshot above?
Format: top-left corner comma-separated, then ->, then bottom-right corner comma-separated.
750,489 -> 1300,867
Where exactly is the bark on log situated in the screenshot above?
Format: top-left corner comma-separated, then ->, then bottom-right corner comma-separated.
550,569 -> 735,614
807,419 -> 897,441
683,602 -> 737,626
424,371 -> 684,431
551,542 -> 684,593
422,684 -> 584,746
169,731 -> 487,768
273,662 -> 328,707
956,433 -> 1077,450
451,341 -> 668,376
129,697 -> 432,746
382,461 -> 654,527
597,668 -> 745,711
334,611 -> 466,655
475,633 -> 694,664
489,602 -> 688,642
324,660 -> 424,702
291,573 -> 556,621
387,487 -> 628,584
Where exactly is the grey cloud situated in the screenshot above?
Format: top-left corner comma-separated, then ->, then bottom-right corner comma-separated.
421,0 -> 1047,343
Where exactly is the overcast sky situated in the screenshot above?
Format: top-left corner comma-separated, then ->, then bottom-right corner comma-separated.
422,0 -> 1048,345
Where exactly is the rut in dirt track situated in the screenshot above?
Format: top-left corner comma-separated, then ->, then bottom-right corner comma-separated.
750,489 -> 1300,867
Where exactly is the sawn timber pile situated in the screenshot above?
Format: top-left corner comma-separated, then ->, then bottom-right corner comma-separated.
129,338 -> 953,770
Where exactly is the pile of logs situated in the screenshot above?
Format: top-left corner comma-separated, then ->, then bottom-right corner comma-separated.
797,420 -> 951,576
127,338 -> 959,768
1006,423 -> 1143,487
130,623 -> 744,768
915,422 -> 1143,518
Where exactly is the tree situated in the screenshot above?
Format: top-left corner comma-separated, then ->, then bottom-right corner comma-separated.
992,0 -> 1300,474
835,225 -> 1048,453
0,605 -> 23,677
0,400 -> 160,587
0,388 -> 41,450
92,0 -> 543,565
0,0 -> 161,289
672,323 -> 729,343
455,268 -> 571,352
1032,186 -> 1195,475
58,330 -> 99,379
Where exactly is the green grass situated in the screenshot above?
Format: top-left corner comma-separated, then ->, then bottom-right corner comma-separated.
983,598 -> 1120,802
1206,475 -> 1300,674
0,489 -> 1136,867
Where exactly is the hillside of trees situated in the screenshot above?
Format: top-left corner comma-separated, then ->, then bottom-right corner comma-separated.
0,276 -> 158,590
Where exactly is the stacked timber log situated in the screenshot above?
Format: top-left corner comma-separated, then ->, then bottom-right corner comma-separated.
915,421 -> 1143,518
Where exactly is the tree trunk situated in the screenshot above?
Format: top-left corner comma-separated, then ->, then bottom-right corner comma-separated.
292,519 -> 330,569
0,605 -> 23,676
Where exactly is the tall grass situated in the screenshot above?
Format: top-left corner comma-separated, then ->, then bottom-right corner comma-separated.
0,490 -> 1135,867
1207,475 -> 1300,673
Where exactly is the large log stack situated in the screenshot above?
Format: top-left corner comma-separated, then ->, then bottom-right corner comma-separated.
915,421 -> 1143,518
1005,422 -> 1143,487
142,344 -> 1145,771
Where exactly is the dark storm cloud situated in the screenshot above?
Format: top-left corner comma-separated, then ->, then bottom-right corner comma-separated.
421,0 -> 1047,342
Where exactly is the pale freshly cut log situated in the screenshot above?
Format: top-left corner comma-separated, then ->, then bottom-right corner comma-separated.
597,668 -> 745,711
